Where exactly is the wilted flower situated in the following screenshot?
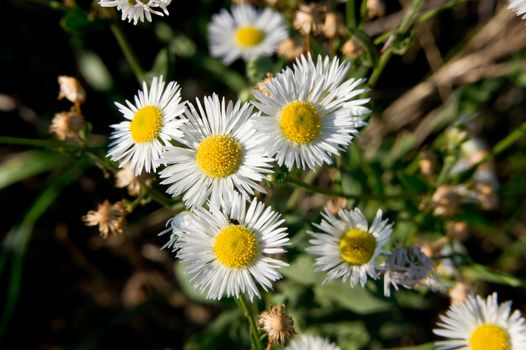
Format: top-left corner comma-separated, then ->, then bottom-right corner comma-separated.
49,110 -> 85,142
322,12 -> 345,39
293,3 -> 324,36
114,163 -> 143,196
382,246 -> 439,297
277,37 -> 305,61
258,304 -> 296,346
58,76 -> 86,106
430,185 -> 477,216
82,200 -> 127,238
341,37 -> 363,59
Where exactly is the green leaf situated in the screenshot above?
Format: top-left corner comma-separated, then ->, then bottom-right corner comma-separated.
396,172 -> 429,194
174,263 -> 215,304
281,255 -> 324,286
0,151 -> 63,190
147,48 -> 173,80
60,8 -> 93,33
461,264 -> 526,287
314,281 -> 391,314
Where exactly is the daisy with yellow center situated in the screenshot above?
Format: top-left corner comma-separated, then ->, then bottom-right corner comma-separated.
208,4 -> 287,64
434,293 -> 526,350
306,208 -> 392,287
158,94 -> 273,209
174,195 -> 289,301
252,54 -> 370,170
99,0 -> 171,25
107,76 -> 186,175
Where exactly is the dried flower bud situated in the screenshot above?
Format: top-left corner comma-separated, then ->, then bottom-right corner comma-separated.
419,149 -> 436,176
322,12 -> 345,39
49,110 -> 85,141
447,221 -> 469,241
340,37 -> 363,59
430,185 -> 477,216
293,3 -> 324,36
325,197 -> 348,214
258,304 -> 296,346
255,73 -> 274,98
367,0 -> 385,20
277,38 -> 305,61
115,164 -> 142,196
448,282 -> 469,305
82,200 -> 127,238
58,76 -> 86,106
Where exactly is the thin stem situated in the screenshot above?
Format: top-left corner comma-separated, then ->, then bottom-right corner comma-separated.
236,296 -> 262,350
0,136 -> 84,151
346,0 -> 357,29
359,0 -> 368,30
110,23 -> 145,82
285,175 -> 415,201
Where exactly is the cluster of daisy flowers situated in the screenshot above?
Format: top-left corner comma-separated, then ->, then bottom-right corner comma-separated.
92,1 -> 526,348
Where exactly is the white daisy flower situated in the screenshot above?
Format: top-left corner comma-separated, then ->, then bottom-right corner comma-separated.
99,0 -> 171,25
286,334 -> 341,350
208,4 -> 288,64
434,292 -> 526,350
107,76 -> 186,175
158,211 -> 194,251
252,54 -> 370,170
158,94 -> 274,210
509,0 -> 526,19
306,208 -> 392,287
175,195 -> 289,301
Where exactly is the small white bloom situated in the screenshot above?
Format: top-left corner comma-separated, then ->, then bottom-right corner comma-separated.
286,334 -> 341,350
434,292 -> 526,350
158,94 -> 274,209
306,208 -> 392,287
99,0 -> 171,25
158,211 -> 194,251
382,246 -> 439,297
509,0 -> 526,19
107,76 -> 186,175
252,54 -> 369,170
175,195 -> 289,301
208,4 -> 288,64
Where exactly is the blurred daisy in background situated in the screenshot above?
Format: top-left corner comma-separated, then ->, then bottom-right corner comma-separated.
107,76 -> 186,175
158,94 -> 273,209
252,54 -> 369,170
286,334 -> 341,350
174,195 -> 289,301
434,292 -> 526,350
509,0 -> 526,19
208,4 -> 287,64
307,208 -> 392,287
99,0 -> 171,25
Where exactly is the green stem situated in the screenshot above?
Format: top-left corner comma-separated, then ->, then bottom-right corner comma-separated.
346,0 -> 357,29
359,0 -> 368,30
285,175 -> 415,201
0,136 -> 84,151
236,296 -> 262,350
368,0 -> 425,86
110,23 -> 145,82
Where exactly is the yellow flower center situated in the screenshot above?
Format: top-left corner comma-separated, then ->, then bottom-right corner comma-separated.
235,26 -> 265,47
196,135 -> 242,178
214,225 -> 258,268
130,105 -> 163,143
279,101 -> 321,144
339,229 -> 377,266
469,324 -> 510,350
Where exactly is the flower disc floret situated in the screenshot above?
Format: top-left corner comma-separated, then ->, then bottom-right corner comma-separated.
279,101 -> 321,144
196,135 -> 242,178
470,324 -> 510,350
214,225 -> 258,268
235,26 -> 264,47
339,229 -> 376,266
130,105 -> 163,143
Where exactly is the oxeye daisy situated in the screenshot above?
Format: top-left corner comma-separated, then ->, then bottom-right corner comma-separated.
252,54 -> 370,170
107,76 -> 186,175
434,292 -> 526,350
285,334 -> 341,350
174,195 -> 289,301
208,4 -> 288,64
99,0 -> 171,25
158,94 -> 273,209
509,0 -> 526,19
306,208 -> 392,287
